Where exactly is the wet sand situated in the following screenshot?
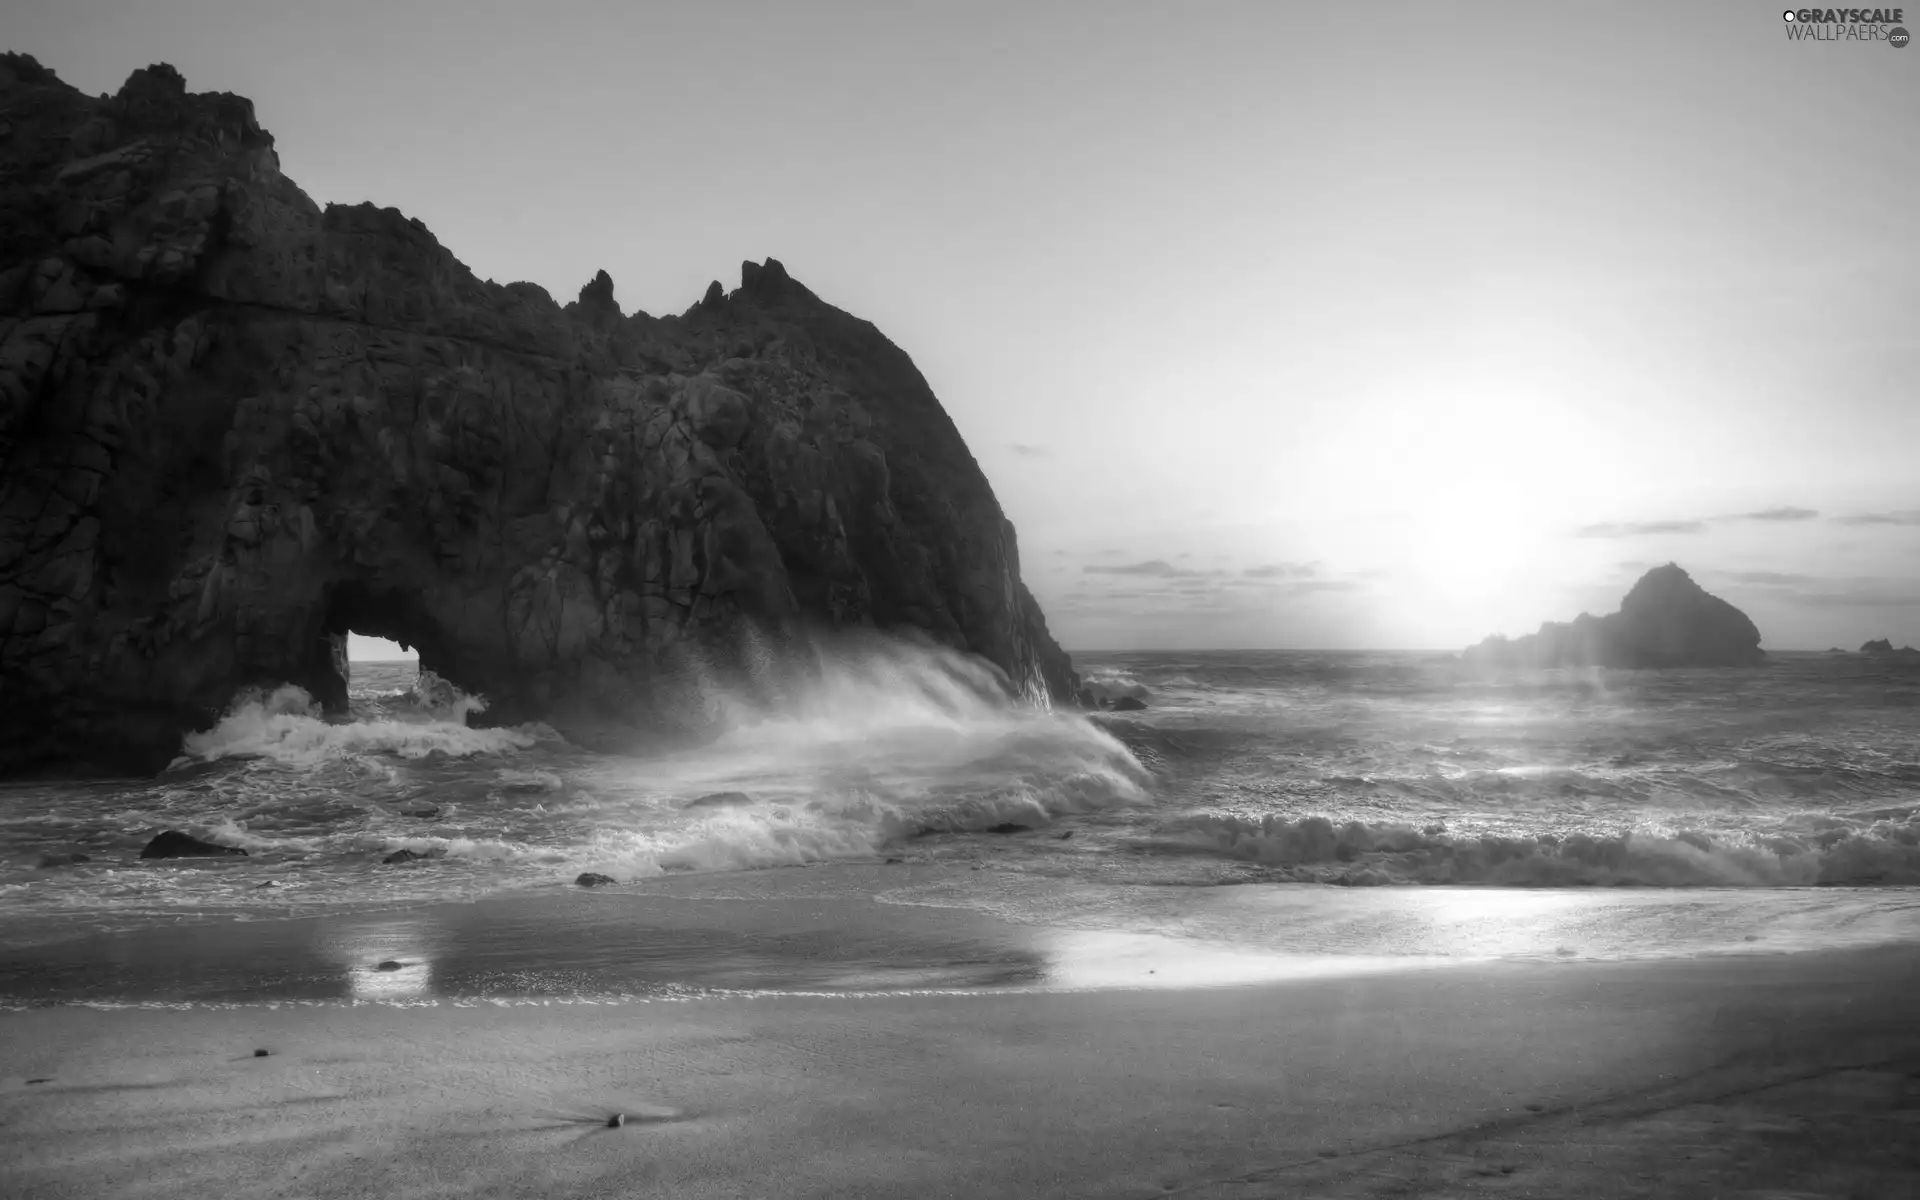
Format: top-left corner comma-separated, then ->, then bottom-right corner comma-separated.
3,884 -> 1917,1199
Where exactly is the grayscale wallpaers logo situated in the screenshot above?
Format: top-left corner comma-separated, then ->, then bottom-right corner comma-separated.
1782,7 -> 1910,44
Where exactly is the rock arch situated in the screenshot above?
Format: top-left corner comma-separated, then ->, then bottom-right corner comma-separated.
0,57 -> 1079,776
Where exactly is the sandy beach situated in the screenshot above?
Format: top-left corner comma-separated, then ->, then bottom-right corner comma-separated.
4,877 -> 1917,1200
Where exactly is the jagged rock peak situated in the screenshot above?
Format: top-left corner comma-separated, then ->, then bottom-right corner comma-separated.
118,62 -> 187,102
0,51 -> 61,87
739,256 -> 790,294
576,269 -> 620,316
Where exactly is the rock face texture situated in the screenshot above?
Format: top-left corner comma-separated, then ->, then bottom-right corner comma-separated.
0,58 -> 1077,776
1463,564 -> 1766,669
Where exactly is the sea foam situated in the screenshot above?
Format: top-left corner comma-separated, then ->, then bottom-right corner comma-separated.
172,678 -> 539,768
1150,810 -> 1920,886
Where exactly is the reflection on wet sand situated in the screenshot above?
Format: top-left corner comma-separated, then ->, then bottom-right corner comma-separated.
320,916 -> 441,1002
1037,929 -> 1452,991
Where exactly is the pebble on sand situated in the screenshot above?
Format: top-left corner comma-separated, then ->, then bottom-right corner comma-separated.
253,1049 -> 270,1057
607,1113 -> 625,1128
375,960 -> 404,971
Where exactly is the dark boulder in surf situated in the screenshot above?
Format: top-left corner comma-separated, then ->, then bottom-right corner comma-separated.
381,847 -> 444,864
574,871 -> 617,887
685,791 -> 753,809
1861,639 -> 1894,655
0,57 -> 1080,779
1463,564 -> 1765,669
1109,695 -> 1148,712
140,830 -> 246,859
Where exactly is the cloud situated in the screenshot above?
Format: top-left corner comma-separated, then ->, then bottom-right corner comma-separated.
1730,507 -> 1819,522
1834,510 -> 1920,527
1009,443 -> 1049,458
1059,562 -> 1365,621
1242,561 -> 1318,580
1575,520 -> 1708,538
1785,589 -> 1920,608
1579,508 -> 1822,538
1722,570 -> 1816,586
1272,579 -> 1363,594
1083,559 -> 1224,579
1711,572 -> 1920,609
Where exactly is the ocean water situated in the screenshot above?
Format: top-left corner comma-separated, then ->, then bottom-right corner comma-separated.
2,641 -> 1916,994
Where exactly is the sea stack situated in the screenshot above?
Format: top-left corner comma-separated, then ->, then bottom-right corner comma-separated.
1463,563 -> 1765,669
0,57 -> 1078,776
1860,639 -> 1920,662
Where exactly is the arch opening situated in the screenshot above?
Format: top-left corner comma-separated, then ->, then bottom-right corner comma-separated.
304,582 -> 454,715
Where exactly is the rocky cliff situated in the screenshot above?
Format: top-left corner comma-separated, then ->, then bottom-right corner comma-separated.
1463,564 -> 1766,669
0,57 -> 1078,775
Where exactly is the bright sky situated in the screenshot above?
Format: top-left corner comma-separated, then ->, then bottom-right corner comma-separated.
15,1 -> 1918,651
346,634 -> 414,661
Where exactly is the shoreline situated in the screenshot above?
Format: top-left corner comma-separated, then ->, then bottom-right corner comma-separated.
7,863 -> 1920,1009
5,945 -> 1917,1198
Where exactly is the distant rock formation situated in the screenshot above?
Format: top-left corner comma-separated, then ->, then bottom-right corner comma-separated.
0,58 -> 1078,775
1860,639 -> 1920,662
1463,564 -> 1765,669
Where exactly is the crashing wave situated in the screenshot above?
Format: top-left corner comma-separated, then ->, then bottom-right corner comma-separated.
172,682 -> 538,768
